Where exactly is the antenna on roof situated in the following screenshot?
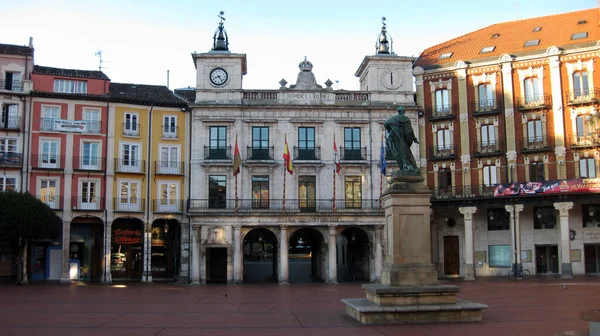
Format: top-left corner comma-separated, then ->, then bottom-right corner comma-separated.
515,0 -> 519,20
95,50 -> 104,71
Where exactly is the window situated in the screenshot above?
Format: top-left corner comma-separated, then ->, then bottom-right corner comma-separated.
580,158 -> 596,178
438,52 -> 453,59
533,206 -> 556,229
477,84 -> 494,109
436,129 -> 451,150
0,138 -> 17,154
488,208 -> 509,231
159,146 -> 179,174
524,77 -> 541,104
576,115 -> 592,139
53,79 -> 87,93
118,181 -> 140,211
0,176 -> 16,191
480,46 -> 496,53
252,126 -> 269,160
435,89 -> 450,113
1,104 -> 18,129
81,142 -> 100,169
40,179 -> 58,208
344,127 -> 362,160
533,27 -> 542,32
158,182 -> 179,212
524,39 -> 540,47
209,126 -> 227,159
4,72 -> 22,91
209,175 -> 226,209
344,176 -> 362,209
526,120 -> 543,144
573,71 -> 590,97
571,32 -> 588,40
529,162 -> 545,181
298,176 -> 316,212
481,124 -> 496,148
252,176 -> 269,209
80,181 -> 98,209
584,204 -> 600,228
163,116 -> 177,138
120,144 -> 141,172
438,168 -> 452,192
42,106 -> 59,131
298,127 -> 316,160
124,113 -> 139,136
483,165 -> 497,187
489,245 -> 511,268
40,140 -> 59,168
84,109 -> 101,133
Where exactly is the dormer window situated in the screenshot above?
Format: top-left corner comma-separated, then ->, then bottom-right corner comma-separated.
54,79 -> 87,94
532,27 -> 542,32
577,19 -> 588,25
438,52 -> 453,60
480,46 -> 496,54
571,32 -> 588,40
524,39 -> 540,47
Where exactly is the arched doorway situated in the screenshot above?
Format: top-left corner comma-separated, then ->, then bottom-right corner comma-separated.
67,216 -> 104,282
243,228 -> 278,283
111,217 -> 144,280
288,227 -> 326,283
337,227 -> 370,283
151,218 -> 181,281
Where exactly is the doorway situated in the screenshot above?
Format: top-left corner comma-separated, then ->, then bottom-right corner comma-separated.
584,244 -> 600,274
443,236 -> 460,276
111,218 -> 143,280
535,245 -> 559,274
206,247 -> 227,283
151,219 -> 180,280
337,227 -> 370,282
70,218 -> 104,282
288,228 -> 325,283
243,228 -> 278,283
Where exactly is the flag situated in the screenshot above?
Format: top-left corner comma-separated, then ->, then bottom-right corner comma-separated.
233,138 -> 242,176
380,138 -> 386,176
283,137 -> 294,175
334,137 -> 341,175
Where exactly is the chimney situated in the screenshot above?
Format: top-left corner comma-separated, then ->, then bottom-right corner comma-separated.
28,37 -> 33,48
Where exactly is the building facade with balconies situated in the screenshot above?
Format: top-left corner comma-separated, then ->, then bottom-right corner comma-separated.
414,7 -> 600,280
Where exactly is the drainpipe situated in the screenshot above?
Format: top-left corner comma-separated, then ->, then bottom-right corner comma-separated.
25,92 -> 33,191
103,96 -> 110,283
368,109 -> 373,204
145,105 -> 154,283
18,96 -> 26,190
187,104 -> 192,283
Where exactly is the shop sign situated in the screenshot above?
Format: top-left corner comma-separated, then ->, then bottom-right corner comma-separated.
113,229 -> 141,244
494,178 -> 600,197
53,119 -> 88,132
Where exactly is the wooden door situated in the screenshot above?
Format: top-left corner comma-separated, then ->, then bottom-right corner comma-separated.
207,248 -> 227,283
443,236 -> 459,275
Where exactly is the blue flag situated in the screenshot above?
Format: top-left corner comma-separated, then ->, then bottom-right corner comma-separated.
380,140 -> 386,176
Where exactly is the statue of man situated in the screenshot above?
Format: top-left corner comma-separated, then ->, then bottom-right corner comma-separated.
384,106 -> 420,175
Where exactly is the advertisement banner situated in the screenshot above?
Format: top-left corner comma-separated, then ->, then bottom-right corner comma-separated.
494,178 -> 600,197
53,119 -> 88,132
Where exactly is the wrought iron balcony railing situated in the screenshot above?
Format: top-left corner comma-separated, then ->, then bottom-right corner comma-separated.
246,146 -> 274,160
85,120 -> 101,133
517,94 -> 552,111
566,88 -> 600,105
471,99 -> 501,116
204,145 -> 231,160
71,197 -> 104,211
293,146 -> 321,161
520,136 -> 553,152
31,154 -> 64,169
187,198 -> 383,214
430,144 -> 457,160
570,134 -> 598,148
153,199 -> 183,213
113,197 -> 145,212
428,104 -> 456,120
0,152 -> 22,167
432,185 -> 497,200
0,80 -> 23,92
340,146 -> 367,161
73,156 -> 105,171
474,140 -> 504,157
162,125 -> 179,139
36,195 -> 63,209
40,118 -> 57,131
0,117 -> 20,131
122,123 -> 140,137
155,161 -> 184,175
114,159 -> 145,174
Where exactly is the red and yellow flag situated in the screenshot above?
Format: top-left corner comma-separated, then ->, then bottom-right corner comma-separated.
233,138 -> 241,176
283,137 -> 294,175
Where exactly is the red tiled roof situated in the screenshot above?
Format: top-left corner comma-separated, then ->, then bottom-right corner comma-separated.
415,8 -> 600,67
33,65 -> 110,80
0,43 -> 33,56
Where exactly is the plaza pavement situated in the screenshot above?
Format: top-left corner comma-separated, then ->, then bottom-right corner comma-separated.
0,276 -> 598,336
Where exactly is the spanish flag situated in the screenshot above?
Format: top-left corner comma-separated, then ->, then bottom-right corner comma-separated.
283,136 -> 294,175
233,138 -> 242,176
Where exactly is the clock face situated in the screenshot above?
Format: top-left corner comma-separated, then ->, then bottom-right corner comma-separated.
381,69 -> 403,90
210,68 -> 228,86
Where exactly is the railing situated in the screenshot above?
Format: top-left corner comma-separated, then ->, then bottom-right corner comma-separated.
428,104 -> 456,120
0,117 -> 20,131
73,156 -> 105,171
475,140 -> 504,156
122,123 -> 140,136
518,94 -> 552,110
293,146 -> 321,160
114,159 -> 145,173
162,125 -> 178,139
153,199 -> 183,213
571,134 -> 598,148
0,152 -> 23,167
31,154 -> 64,169
71,197 -> 104,211
113,197 -> 145,212
243,91 -> 279,100
335,93 -> 369,101
430,144 -> 457,160
432,185 -> 497,200
472,99 -> 501,115
247,146 -> 274,160
340,146 -> 367,161
203,145 -> 231,160
155,161 -> 184,175
566,88 -> 600,105
0,80 -> 23,92
85,120 -> 101,133
187,198 -> 383,213
520,137 -> 552,152
36,195 -> 62,209
40,118 -> 57,131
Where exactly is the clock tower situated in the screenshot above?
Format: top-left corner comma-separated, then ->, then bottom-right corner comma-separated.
192,12 -> 247,104
355,17 -> 415,105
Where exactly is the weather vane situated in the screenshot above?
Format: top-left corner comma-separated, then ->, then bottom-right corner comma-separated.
381,16 -> 386,28
218,11 -> 226,23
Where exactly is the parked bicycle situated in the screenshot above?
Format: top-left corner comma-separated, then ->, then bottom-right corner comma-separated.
508,268 -> 530,279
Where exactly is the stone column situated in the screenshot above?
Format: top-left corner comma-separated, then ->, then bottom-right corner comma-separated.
279,225 -> 289,284
459,206 -> 477,280
232,225 -> 242,284
327,225 -> 338,284
374,225 -> 383,282
456,66 -> 471,168
548,54 -> 567,179
102,220 -> 112,283
505,204 -> 524,270
191,227 -> 200,284
554,202 -> 574,278
501,60 -> 518,181
142,222 -> 152,283
59,220 -> 71,284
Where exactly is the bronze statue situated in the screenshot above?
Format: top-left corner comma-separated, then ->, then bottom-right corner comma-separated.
384,106 -> 420,176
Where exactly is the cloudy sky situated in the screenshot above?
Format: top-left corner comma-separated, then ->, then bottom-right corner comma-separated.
3,0 -> 595,90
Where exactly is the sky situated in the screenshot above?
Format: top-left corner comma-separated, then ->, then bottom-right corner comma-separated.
2,0 -> 597,91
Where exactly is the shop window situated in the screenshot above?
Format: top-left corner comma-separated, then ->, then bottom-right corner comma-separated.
533,206 -> 556,229
487,208 -> 509,231
489,245 -> 511,268
583,204 -> 600,228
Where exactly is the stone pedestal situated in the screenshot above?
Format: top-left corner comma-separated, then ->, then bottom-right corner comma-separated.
342,176 -> 487,324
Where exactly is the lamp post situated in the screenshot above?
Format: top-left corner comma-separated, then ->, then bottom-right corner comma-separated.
511,205 -> 521,279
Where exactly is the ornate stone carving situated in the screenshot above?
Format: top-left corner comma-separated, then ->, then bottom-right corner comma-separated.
413,66 -> 425,76
454,60 -> 468,69
554,202 -> 574,217
290,57 -> 322,90
546,46 -> 562,55
555,146 -> 567,157
505,108 -> 513,116
506,150 -> 517,161
206,226 -> 227,244
460,114 -> 468,122
460,154 -> 471,165
499,54 -> 514,62
459,206 -> 477,221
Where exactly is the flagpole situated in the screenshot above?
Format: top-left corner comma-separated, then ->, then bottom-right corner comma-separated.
235,134 -> 239,213
333,135 -> 337,213
379,132 -> 384,213
283,134 -> 287,212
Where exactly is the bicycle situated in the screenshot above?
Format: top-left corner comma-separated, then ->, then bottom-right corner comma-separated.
508,268 -> 531,279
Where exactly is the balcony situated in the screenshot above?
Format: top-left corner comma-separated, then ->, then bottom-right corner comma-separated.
153,199 -> 183,213
0,152 -> 23,167
247,146 -> 274,161
566,88 -> 600,106
71,196 -> 104,211
474,140 -> 504,157
0,80 -> 23,92
122,123 -> 140,137
162,125 -> 178,139
85,120 -> 101,133
31,154 -> 64,170
570,134 -> 598,149
40,118 -> 56,131
293,146 -> 321,161
0,117 -> 21,131
114,159 -> 145,174
428,104 -> 456,121
520,137 -> 553,153
113,197 -> 145,213
518,94 -> 552,111
340,146 -> 367,161
73,156 -> 105,171
37,195 -> 62,210
472,99 -> 501,116
430,144 -> 457,160
187,198 -> 382,214
432,184 -> 497,200
203,145 -> 231,160
155,161 -> 184,175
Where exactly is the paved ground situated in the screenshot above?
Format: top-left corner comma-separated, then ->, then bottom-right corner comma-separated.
0,276 -> 598,336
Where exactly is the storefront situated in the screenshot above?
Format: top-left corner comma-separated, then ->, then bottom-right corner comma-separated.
111,218 -> 143,280
151,218 -> 180,280
30,240 -> 62,282
69,217 -> 104,281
